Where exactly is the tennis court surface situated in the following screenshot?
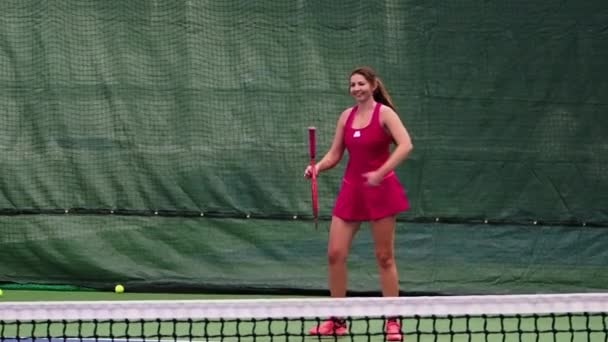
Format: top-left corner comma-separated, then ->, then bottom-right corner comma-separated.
1,293 -> 607,341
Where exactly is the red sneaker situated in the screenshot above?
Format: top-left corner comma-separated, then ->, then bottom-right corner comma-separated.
309,318 -> 348,336
385,319 -> 403,341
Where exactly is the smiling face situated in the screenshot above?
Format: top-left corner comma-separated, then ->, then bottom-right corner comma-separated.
349,73 -> 376,103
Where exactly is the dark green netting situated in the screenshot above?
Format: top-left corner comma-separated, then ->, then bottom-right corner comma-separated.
1,0 -> 607,294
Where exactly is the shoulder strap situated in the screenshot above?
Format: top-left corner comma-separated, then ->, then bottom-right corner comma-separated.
345,105 -> 358,127
372,102 -> 382,125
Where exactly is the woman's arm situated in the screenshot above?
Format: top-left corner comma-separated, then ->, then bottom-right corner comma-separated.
375,107 -> 413,177
306,109 -> 350,176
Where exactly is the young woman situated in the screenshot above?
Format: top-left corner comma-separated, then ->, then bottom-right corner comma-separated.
305,66 -> 413,341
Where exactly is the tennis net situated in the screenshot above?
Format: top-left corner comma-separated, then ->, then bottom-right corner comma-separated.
1,293 -> 607,341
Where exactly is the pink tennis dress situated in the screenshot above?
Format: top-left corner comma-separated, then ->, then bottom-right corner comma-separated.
332,102 -> 410,221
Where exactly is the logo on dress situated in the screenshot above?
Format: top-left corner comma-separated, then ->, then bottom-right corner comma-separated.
353,131 -> 361,138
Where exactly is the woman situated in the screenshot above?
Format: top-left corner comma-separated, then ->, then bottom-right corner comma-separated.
305,66 -> 413,341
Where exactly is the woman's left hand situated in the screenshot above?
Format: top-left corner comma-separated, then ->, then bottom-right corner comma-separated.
362,170 -> 383,186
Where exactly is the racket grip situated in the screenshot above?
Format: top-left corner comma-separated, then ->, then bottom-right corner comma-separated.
308,127 -> 316,159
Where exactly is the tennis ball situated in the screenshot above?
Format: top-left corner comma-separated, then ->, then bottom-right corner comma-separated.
114,284 -> 124,293
0,289 -> 3,296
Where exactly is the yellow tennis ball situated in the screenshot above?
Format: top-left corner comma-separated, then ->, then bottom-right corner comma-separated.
114,284 -> 124,293
0,289 -> 3,296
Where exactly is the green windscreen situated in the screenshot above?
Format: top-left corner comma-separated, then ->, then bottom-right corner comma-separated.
1,0 -> 607,295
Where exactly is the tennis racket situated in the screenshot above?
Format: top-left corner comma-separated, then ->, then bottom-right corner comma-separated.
308,127 -> 319,230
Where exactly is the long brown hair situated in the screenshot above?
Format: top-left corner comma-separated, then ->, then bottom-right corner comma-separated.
350,66 -> 396,110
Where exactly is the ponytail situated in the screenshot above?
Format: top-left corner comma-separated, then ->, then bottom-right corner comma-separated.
373,78 -> 396,111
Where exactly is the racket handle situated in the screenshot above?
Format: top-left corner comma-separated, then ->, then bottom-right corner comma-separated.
308,127 -> 316,160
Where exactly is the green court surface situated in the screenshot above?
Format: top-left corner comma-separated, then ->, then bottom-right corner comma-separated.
1,315 -> 604,342
0,289 -> 307,302
1,290 -> 606,341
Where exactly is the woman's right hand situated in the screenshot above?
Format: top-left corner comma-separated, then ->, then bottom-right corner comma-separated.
304,164 -> 319,178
